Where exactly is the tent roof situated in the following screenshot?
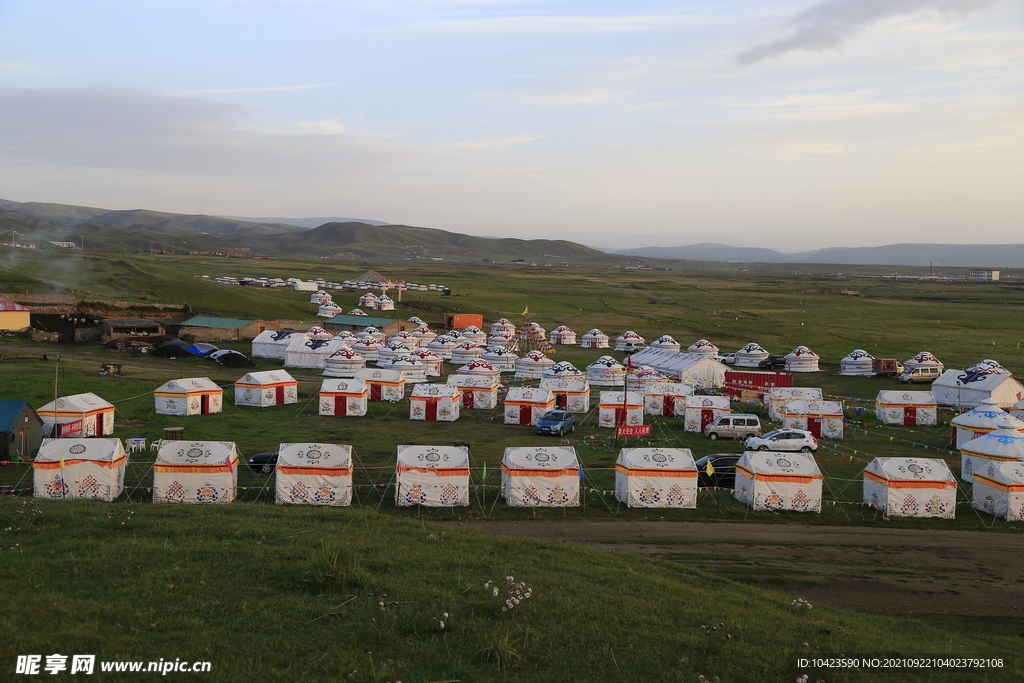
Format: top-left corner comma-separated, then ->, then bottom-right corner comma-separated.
237,370 -> 296,384
502,446 -> 578,470
768,387 -> 823,401
977,459 -> 1024,485
40,392 -> 112,412
156,440 -> 238,465
320,379 -> 367,393
277,443 -> 352,468
539,378 -> 589,392
411,384 -> 460,398
739,451 -> 821,476
644,382 -> 691,396
0,399 -> 33,432
35,437 -> 124,462
782,400 -> 843,416
616,447 -> 695,470
598,391 -> 643,404
0,299 -> 32,311
934,369 -> 1021,392
326,313 -> 400,327
447,374 -> 499,388
155,377 -> 220,393
959,427 -> 1024,458
355,368 -> 404,382
181,315 -> 254,329
866,457 -> 954,481
876,390 -> 936,405
506,387 -> 553,401
683,395 -> 730,409
629,349 -> 727,375
950,399 -> 1024,428
396,445 -> 469,467
842,349 -> 874,361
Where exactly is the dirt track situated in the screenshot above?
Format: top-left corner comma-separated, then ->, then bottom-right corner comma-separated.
443,520 -> 1024,615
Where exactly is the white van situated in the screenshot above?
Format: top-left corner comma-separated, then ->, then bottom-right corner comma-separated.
899,366 -> 942,384
704,414 -> 762,440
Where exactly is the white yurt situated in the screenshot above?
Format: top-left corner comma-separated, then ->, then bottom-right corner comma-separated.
932,370 -> 1024,409
651,335 -> 681,352
275,443 -> 352,506
490,318 -> 516,336
447,374 -> 499,409
310,290 -> 331,304
354,368 -> 406,401
234,371 -> 298,407
323,347 -> 367,378
863,457 -> 956,518
614,331 -> 646,351
380,355 -> 428,383
580,329 -> 610,349
347,308 -> 368,316
615,448 -> 697,508
251,330 -> 300,359
407,316 -> 425,324
154,377 -> 223,416
643,382 -> 692,417
412,326 -> 437,345
839,349 -> 875,376
460,325 -> 487,345
409,348 -> 444,377
427,335 -> 459,360
625,366 -> 669,393
586,356 -> 626,386
318,379 -> 368,417
357,326 -> 387,343
504,387 -> 555,425
526,321 -> 546,338
388,330 -> 421,350
350,338 -> 385,362
395,445 -> 470,507
780,400 -> 844,439
875,391 -> 937,426
446,329 -> 463,340
972,460 -> 1024,521
628,349 -> 728,391
682,395 -> 730,433
358,292 -> 378,307
549,326 -> 577,345
967,359 -> 1011,375
539,377 -> 591,413
456,359 -> 501,378
375,295 -> 395,311
544,360 -> 585,379
317,301 -> 342,318
153,441 -> 239,504
33,438 -> 126,501
450,342 -> 486,365
784,346 -> 820,372
734,451 -> 823,512
283,327 -> 335,368
377,341 -> 415,366
38,393 -> 115,438
959,421 -> 1024,482
904,351 -> 944,374
767,387 -> 823,421
687,339 -> 719,357
329,330 -> 359,346
1012,398 -> 1024,420
950,398 -> 1024,448
735,343 -> 770,368
480,348 -> 518,373
598,391 -> 644,428
486,333 -> 514,350
410,384 -> 462,422
515,350 -> 556,379
501,446 -> 580,507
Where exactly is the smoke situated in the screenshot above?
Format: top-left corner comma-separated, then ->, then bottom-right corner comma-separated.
736,0 -> 997,65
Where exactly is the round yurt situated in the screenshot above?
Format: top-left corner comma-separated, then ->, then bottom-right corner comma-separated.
587,356 -> 626,387
626,366 -> 669,393
687,339 -> 719,357
347,308 -> 368,316
967,359 -> 1011,375
549,326 -> 577,345
408,316 -> 425,325
487,333 -> 514,350
446,329 -> 463,340
323,347 -> 366,378
527,321 -> 546,338
382,355 -> 428,383
1011,398 -> 1024,420
544,361 -> 585,379
904,351 -> 943,373
651,335 -> 681,352
355,326 -> 376,340
388,330 -> 421,350
450,342 -> 486,365
490,318 -> 516,336
412,326 -> 437,344
350,338 -> 385,362
363,327 -> 387,343
735,343 -> 770,368
460,326 -> 487,345
317,302 -> 342,318
614,331 -> 646,351
959,420 -> 1024,483
358,292 -> 378,308
784,346 -> 820,372
456,359 -> 501,378
480,347 -> 518,372
840,349 -> 875,376
580,329 -> 610,349
377,341 -> 414,366
375,295 -> 395,311
516,350 -> 556,379
329,330 -> 358,346
427,335 -> 459,360
409,348 -> 445,377
950,398 -> 1024,448
310,290 -> 331,304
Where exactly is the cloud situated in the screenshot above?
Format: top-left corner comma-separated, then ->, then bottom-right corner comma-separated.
174,84 -> 330,96
505,89 -> 633,108
449,133 -> 543,150
0,62 -> 63,76
420,12 -> 684,34
736,0 -> 997,65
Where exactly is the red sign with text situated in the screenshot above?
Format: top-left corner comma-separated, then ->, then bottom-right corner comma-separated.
616,425 -> 651,437
58,420 -> 83,437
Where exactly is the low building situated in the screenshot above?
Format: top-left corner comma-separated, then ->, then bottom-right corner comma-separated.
969,269 -> 1000,281
178,315 -> 278,341
0,400 -> 44,463
0,299 -> 32,331
102,318 -> 166,340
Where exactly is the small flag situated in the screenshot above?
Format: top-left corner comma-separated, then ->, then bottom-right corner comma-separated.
705,460 -> 715,476
521,306 -> 529,316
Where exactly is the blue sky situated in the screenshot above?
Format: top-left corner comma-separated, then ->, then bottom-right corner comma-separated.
1,0 -> 1021,250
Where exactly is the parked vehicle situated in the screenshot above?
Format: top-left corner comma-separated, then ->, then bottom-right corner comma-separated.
744,429 -> 818,453
694,453 -> 742,489
248,451 -> 279,474
713,353 -> 737,365
872,359 -> 905,377
703,414 -> 762,440
535,411 -> 576,436
900,366 -> 942,384
621,341 -> 648,354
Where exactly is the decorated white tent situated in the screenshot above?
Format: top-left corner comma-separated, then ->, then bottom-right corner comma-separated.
1012,398 -> 1024,420
875,391 -> 937,426
251,330 -> 300,359
38,393 -> 115,438
839,349 -> 875,376
234,371 -> 297,407
735,451 -> 823,512
354,368 -> 406,401
682,395 -> 730,433
427,335 -> 459,360
310,289 -> 331,304
329,330 -> 359,346
490,318 -> 516,336
154,377 -> 223,416
959,421 -> 1024,482
283,327 -> 337,368
628,349 -> 728,390
651,335 -> 681,352
904,351 -> 944,374
480,348 -> 518,372
357,326 -> 387,343
486,333 -> 514,350
347,308 -> 368,316
410,384 -> 462,422
614,331 -> 646,351
735,343 -> 770,368
275,443 -> 352,506
539,377 -> 591,412
580,329 -> 610,349
381,355 -> 428,383
767,387 -> 823,420
377,341 -> 415,366
516,350 -> 556,379
460,326 -> 488,345
932,370 -> 1024,409
780,400 -> 844,439
615,448 -> 697,508
544,361 -> 585,379
317,302 -> 343,318
447,374 -> 500,409
966,359 -> 1011,375
388,330 -> 421,350
687,339 -> 719,357
409,348 -> 444,376
374,295 -> 395,311
598,391 -> 644,428
504,387 -> 555,425
972,460 -> 1024,522
456,359 -> 501,378
950,398 -> 1024,448
643,382 -> 692,417
450,342 -> 486,365
153,441 -> 239,504
33,438 -> 126,501
501,446 -> 579,507
395,445 -> 470,506
784,346 -> 820,372
549,326 -> 577,345
863,457 -> 956,518
323,347 -> 367,378
318,379 -> 368,417
358,292 -> 378,307
412,326 -> 437,345
350,338 -> 385,362
626,366 -> 669,393
586,356 -> 626,386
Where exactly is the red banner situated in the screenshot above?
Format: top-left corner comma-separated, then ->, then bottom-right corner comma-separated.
616,425 -> 651,437
58,420 -> 83,436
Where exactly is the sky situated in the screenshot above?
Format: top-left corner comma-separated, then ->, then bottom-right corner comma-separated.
1,0 -> 1021,251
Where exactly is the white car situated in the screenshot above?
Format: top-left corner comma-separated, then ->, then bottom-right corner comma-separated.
744,429 -> 818,453
713,353 -> 737,365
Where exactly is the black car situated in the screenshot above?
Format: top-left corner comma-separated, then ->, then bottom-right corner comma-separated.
694,453 -> 742,490
758,355 -> 787,371
248,451 -> 279,474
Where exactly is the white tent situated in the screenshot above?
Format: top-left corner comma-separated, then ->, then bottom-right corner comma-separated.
317,302 -> 342,318
628,349 -> 727,390
381,355 -> 428,383
427,335 -> 459,360
354,368 -> 406,401
358,292 -> 378,307
644,382 -> 692,417
904,351 -> 943,373
412,326 -> 437,345
38,393 -> 115,438
967,359 -> 1011,375
395,445 -> 470,506
682,395 -> 730,433
234,371 -> 298,407
549,326 -> 577,345
863,457 -> 956,518
544,361 -> 584,379
839,349 -> 875,376
516,350 -> 556,379
501,446 -> 579,507
409,348 -> 444,376
319,379 -> 368,417
1011,398 -> 1024,420
972,460 -> 1024,521
283,327 -> 337,368
410,384 -> 462,422
154,377 -> 223,416
767,387 -> 823,420
950,398 -> 1024,448
460,326 -> 488,345
959,422 -> 1024,482
447,374 -> 499,409
598,391 -> 644,428
329,330 -> 359,346
275,443 -> 352,506
153,441 -> 239,504
932,370 -> 1024,409
687,339 -> 719,357
780,400 -> 844,439
614,331 -> 645,351
377,341 -> 415,366
615,447 -> 697,508
539,377 -> 591,412
504,387 -> 555,425
580,329 -> 610,349
625,366 -> 669,393
455,359 -> 501,378
875,391 -> 937,426
347,308 -> 368,316
33,438 -> 126,501
735,451 -> 823,512
323,347 -> 367,378
487,333 -> 514,350
251,330 -> 300,359
480,348 -> 518,372
350,338 -> 385,362
310,290 -> 331,304
735,343 -> 770,368
784,346 -> 820,372
357,326 -> 387,343
374,295 -> 395,310
586,355 -> 625,386
642,335 -> 676,352
490,318 -> 516,336
388,331 -> 421,350
450,342 -> 486,365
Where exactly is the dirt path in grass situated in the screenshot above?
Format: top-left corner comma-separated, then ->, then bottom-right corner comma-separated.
443,520 -> 1024,616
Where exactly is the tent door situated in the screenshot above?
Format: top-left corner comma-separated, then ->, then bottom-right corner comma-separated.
807,417 -> 822,438
700,409 -> 715,431
903,406 -> 916,426
462,391 -> 474,408
662,396 -> 674,417
334,396 -> 347,416
275,386 -> 285,404
201,394 -> 210,414
370,384 -> 382,401
614,407 -> 627,426
519,406 -> 532,425
951,426 -> 958,448
94,414 -> 104,437
556,394 -> 568,410
426,401 -> 438,421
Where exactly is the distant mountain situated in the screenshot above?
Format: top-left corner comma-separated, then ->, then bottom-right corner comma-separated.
618,243 -> 792,262
218,215 -> 390,228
